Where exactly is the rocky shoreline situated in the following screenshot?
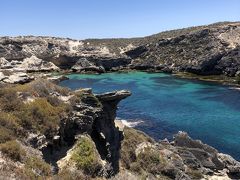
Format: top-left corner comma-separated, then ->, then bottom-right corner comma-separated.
1,21 -> 240,85
0,79 -> 239,180
0,21 -> 240,179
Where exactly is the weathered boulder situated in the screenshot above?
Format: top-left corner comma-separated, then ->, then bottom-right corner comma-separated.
0,57 -> 12,69
71,58 -> 105,73
18,55 -> 59,72
2,72 -> 34,84
174,132 -> 224,170
0,72 -> 6,81
218,153 -> 240,178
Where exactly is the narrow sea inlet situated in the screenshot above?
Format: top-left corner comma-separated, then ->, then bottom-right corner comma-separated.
59,72 -> 240,160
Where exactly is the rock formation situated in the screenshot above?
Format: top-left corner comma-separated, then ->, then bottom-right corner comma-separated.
0,79 -> 239,179
1,21 -> 240,179
0,22 -> 240,78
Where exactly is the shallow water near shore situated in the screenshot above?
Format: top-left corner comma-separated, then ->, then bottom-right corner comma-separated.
59,72 -> 240,160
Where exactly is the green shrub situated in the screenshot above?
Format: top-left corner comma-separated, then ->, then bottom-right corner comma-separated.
55,169 -> 88,180
70,91 -> 102,108
24,157 -> 52,178
0,88 -> 24,112
0,80 -> 71,139
136,148 -> 166,175
71,136 -> 101,176
236,76 -> 240,84
12,78 -> 70,96
18,98 -> 67,138
0,140 -> 26,161
121,127 -> 154,169
0,126 -> 15,143
186,168 -> 203,179
0,112 -> 22,136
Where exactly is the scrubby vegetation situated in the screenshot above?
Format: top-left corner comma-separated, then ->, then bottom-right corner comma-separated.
186,168 -> 204,180
120,127 -> 154,169
0,126 -> 15,143
120,127 -> 171,179
19,98 -> 68,138
24,157 -> 52,178
0,140 -> 26,162
55,169 -> 87,180
132,147 -> 167,174
70,89 -> 102,108
0,79 -> 71,141
71,136 -> 102,176
0,79 -> 75,178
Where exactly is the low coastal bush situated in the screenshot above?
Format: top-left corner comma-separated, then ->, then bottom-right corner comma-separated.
0,88 -> 24,112
120,127 -> 154,169
236,76 -> 240,84
55,169 -> 88,180
24,157 -> 52,178
134,147 -> 166,175
0,126 -> 15,143
0,140 -> 26,161
13,78 -> 70,97
71,90 -> 102,108
18,98 -> 68,138
0,112 -> 22,136
121,127 -> 171,178
71,136 -> 101,176
186,168 -> 203,179
0,80 -> 71,142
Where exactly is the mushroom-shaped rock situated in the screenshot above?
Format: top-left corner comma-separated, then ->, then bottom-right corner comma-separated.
95,90 -> 131,103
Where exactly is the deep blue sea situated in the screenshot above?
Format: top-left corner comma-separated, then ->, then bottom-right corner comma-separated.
59,72 -> 240,160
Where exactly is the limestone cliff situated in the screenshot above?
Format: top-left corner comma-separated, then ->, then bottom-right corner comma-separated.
0,22 -> 240,79
0,80 -> 239,179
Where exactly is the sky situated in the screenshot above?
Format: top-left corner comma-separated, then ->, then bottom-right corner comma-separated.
0,0 -> 239,39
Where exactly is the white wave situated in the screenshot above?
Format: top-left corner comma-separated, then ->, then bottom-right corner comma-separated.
116,118 -> 144,127
229,87 -> 240,91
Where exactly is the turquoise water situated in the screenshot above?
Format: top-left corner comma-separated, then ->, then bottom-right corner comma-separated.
59,72 -> 240,160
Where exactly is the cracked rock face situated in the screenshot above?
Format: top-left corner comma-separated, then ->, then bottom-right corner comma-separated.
1,22 -> 240,77
1,72 -> 34,84
122,130 -> 240,179
54,90 -> 131,176
129,22 -> 240,76
18,55 -> 59,72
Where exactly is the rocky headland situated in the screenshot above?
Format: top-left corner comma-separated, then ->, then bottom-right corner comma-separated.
0,80 -> 239,180
0,22 -> 240,84
0,21 -> 240,179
